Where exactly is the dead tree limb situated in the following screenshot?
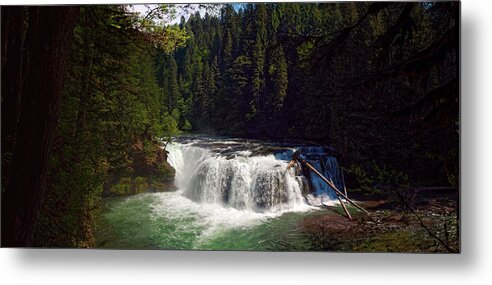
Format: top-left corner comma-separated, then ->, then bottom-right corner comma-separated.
293,153 -> 369,215
336,194 -> 352,220
341,169 -> 348,198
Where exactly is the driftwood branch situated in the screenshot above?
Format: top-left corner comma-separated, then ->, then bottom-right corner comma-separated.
336,194 -> 352,220
292,153 -> 369,216
284,159 -> 296,175
341,169 -> 348,198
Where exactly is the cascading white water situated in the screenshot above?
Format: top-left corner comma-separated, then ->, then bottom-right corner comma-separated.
274,147 -> 344,206
166,141 -> 307,213
97,137 -> 346,249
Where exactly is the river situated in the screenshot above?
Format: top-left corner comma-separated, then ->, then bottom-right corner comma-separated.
94,135 -> 344,250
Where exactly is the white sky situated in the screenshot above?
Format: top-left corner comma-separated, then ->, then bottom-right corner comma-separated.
129,4 -> 219,25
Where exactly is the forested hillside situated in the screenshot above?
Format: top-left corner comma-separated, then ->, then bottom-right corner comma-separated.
160,2 -> 459,188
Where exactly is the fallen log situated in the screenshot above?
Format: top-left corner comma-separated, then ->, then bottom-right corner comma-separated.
287,159 -> 296,168
336,192 -> 352,219
341,169 -> 348,198
293,153 -> 369,215
284,159 -> 296,174
328,176 -> 352,219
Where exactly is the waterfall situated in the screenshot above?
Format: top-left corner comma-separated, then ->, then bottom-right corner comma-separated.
275,147 -> 344,200
166,137 -> 342,213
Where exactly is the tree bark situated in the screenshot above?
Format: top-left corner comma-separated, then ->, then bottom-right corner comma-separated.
1,6 -> 80,247
1,7 -> 25,180
74,9 -> 94,139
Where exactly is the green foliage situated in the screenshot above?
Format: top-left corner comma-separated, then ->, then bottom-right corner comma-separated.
161,111 -> 180,140
134,176 -> 147,194
36,5 -> 183,247
267,45 -> 288,113
346,164 -> 374,193
109,176 -> 150,195
373,163 -> 410,188
32,2 -> 458,247
346,161 -> 409,195
156,26 -> 190,54
111,177 -> 133,195
182,119 -> 192,132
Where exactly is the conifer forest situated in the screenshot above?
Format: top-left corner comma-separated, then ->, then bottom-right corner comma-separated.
1,2 -> 459,252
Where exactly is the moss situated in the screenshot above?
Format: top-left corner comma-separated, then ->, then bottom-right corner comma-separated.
133,176 -> 148,194
110,177 -> 133,195
105,139 -> 176,196
350,230 -> 426,252
149,181 -> 177,192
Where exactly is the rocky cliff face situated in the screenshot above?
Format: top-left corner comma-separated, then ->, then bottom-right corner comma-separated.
104,139 -> 176,196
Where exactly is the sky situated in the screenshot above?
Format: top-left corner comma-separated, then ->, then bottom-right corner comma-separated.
130,4 -> 200,25
130,3 -> 244,25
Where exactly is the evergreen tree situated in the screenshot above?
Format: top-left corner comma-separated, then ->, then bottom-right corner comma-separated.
267,45 -> 288,115
163,55 -> 182,116
249,4 -> 268,121
191,58 -> 205,127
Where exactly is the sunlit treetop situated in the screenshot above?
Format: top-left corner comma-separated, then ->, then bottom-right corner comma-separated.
125,4 -> 222,53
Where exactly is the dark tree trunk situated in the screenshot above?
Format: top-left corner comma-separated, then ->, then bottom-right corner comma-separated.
74,10 -> 94,139
1,7 -> 25,186
1,6 -> 80,247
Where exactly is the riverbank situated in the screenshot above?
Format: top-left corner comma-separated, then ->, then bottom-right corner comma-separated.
299,188 -> 459,252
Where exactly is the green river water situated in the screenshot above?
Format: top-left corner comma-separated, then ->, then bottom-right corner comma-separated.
95,191 -> 321,251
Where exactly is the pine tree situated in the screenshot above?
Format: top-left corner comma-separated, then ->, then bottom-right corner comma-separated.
268,45 -> 288,114
191,58 -> 205,127
249,4 -> 268,121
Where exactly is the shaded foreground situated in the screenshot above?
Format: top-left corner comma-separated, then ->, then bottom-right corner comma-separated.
301,189 -> 458,252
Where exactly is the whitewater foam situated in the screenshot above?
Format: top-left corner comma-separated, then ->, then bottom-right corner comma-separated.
166,141 -> 311,213
150,190 -> 279,246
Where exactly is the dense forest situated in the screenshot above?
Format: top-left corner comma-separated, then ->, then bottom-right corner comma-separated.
160,2 -> 459,190
1,3 -> 458,248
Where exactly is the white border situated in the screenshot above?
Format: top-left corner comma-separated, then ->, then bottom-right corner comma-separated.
2,0 -> 492,284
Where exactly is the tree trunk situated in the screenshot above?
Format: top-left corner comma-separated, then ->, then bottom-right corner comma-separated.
1,7 -> 25,186
74,9 -> 94,139
1,6 -> 80,247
